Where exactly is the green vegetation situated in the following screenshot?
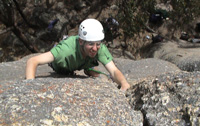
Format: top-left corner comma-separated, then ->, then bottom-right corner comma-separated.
117,0 -> 200,38
117,0 -> 156,38
169,0 -> 200,30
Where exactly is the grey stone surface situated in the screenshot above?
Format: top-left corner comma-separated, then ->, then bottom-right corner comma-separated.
0,54 -> 143,125
0,54 -> 54,83
0,54 -> 199,125
0,78 -> 143,125
142,40 -> 200,72
126,71 -> 200,126
113,58 -> 180,81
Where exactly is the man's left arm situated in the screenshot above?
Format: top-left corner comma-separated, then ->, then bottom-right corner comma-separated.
105,61 -> 130,91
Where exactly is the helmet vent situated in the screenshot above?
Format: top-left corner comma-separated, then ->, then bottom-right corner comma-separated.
80,25 -> 85,31
83,31 -> 87,36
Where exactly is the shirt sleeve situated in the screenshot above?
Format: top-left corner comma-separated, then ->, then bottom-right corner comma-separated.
97,44 -> 113,65
50,42 -> 63,59
50,36 -> 76,60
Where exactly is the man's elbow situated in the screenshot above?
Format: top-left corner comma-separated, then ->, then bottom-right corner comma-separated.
26,57 -> 38,79
27,57 -> 37,66
26,57 -> 40,72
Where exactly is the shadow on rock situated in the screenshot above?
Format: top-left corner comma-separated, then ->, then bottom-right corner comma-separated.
36,72 -> 89,79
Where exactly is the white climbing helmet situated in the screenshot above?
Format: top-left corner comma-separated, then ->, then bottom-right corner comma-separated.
78,19 -> 104,41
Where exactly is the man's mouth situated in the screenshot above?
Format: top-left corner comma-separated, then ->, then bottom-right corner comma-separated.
90,51 -> 97,56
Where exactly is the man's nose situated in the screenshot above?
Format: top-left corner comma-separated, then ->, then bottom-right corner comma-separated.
92,44 -> 98,51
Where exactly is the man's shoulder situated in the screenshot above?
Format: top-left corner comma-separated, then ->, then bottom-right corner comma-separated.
50,35 -> 79,56
62,35 -> 79,44
97,43 -> 113,65
60,35 -> 79,48
99,43 -> 110,52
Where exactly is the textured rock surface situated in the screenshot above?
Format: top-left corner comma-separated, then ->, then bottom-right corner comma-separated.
0,54 -> 144,125
0,78 -> 143,125
0,54 -> 199,125
127,71 -> 200,126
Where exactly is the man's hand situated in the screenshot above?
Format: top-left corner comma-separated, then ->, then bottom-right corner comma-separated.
120,83 -> 131,91
105,61 -> 130,91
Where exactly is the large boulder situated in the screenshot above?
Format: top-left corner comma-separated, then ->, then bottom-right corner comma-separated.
0,54 -> 143,125
0,78 -> 143,125
1,54 -> 199,125
141,40 -> 200,72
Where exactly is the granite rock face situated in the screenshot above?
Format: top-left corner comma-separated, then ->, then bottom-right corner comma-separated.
0,55 -> 144,125
0,54 -> 199,125
127,72 -> 200,126
0,78 -> 143,125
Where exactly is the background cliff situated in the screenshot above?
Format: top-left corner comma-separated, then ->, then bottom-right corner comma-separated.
0,0 -> 200,62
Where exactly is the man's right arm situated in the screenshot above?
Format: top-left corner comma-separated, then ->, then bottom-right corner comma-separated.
26,51 -> 54,79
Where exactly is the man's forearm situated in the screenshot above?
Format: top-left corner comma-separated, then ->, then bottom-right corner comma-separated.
113,70 -> 130,91
113,70 -> 126,84
26,58 -> 38,79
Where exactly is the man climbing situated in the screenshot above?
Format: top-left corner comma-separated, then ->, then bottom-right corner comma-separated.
26,18 -> 130,91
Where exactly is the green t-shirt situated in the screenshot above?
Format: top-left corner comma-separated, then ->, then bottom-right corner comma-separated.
50,36 -> 113,74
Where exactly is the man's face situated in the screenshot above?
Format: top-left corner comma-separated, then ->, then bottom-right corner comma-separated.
80,40 -> 101,58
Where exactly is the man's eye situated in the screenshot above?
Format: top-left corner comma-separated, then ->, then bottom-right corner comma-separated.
96,43 -> 101,46
88,43 -> 94,46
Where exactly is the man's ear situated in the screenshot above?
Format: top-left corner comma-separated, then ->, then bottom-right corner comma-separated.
79,39 -> 84,45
